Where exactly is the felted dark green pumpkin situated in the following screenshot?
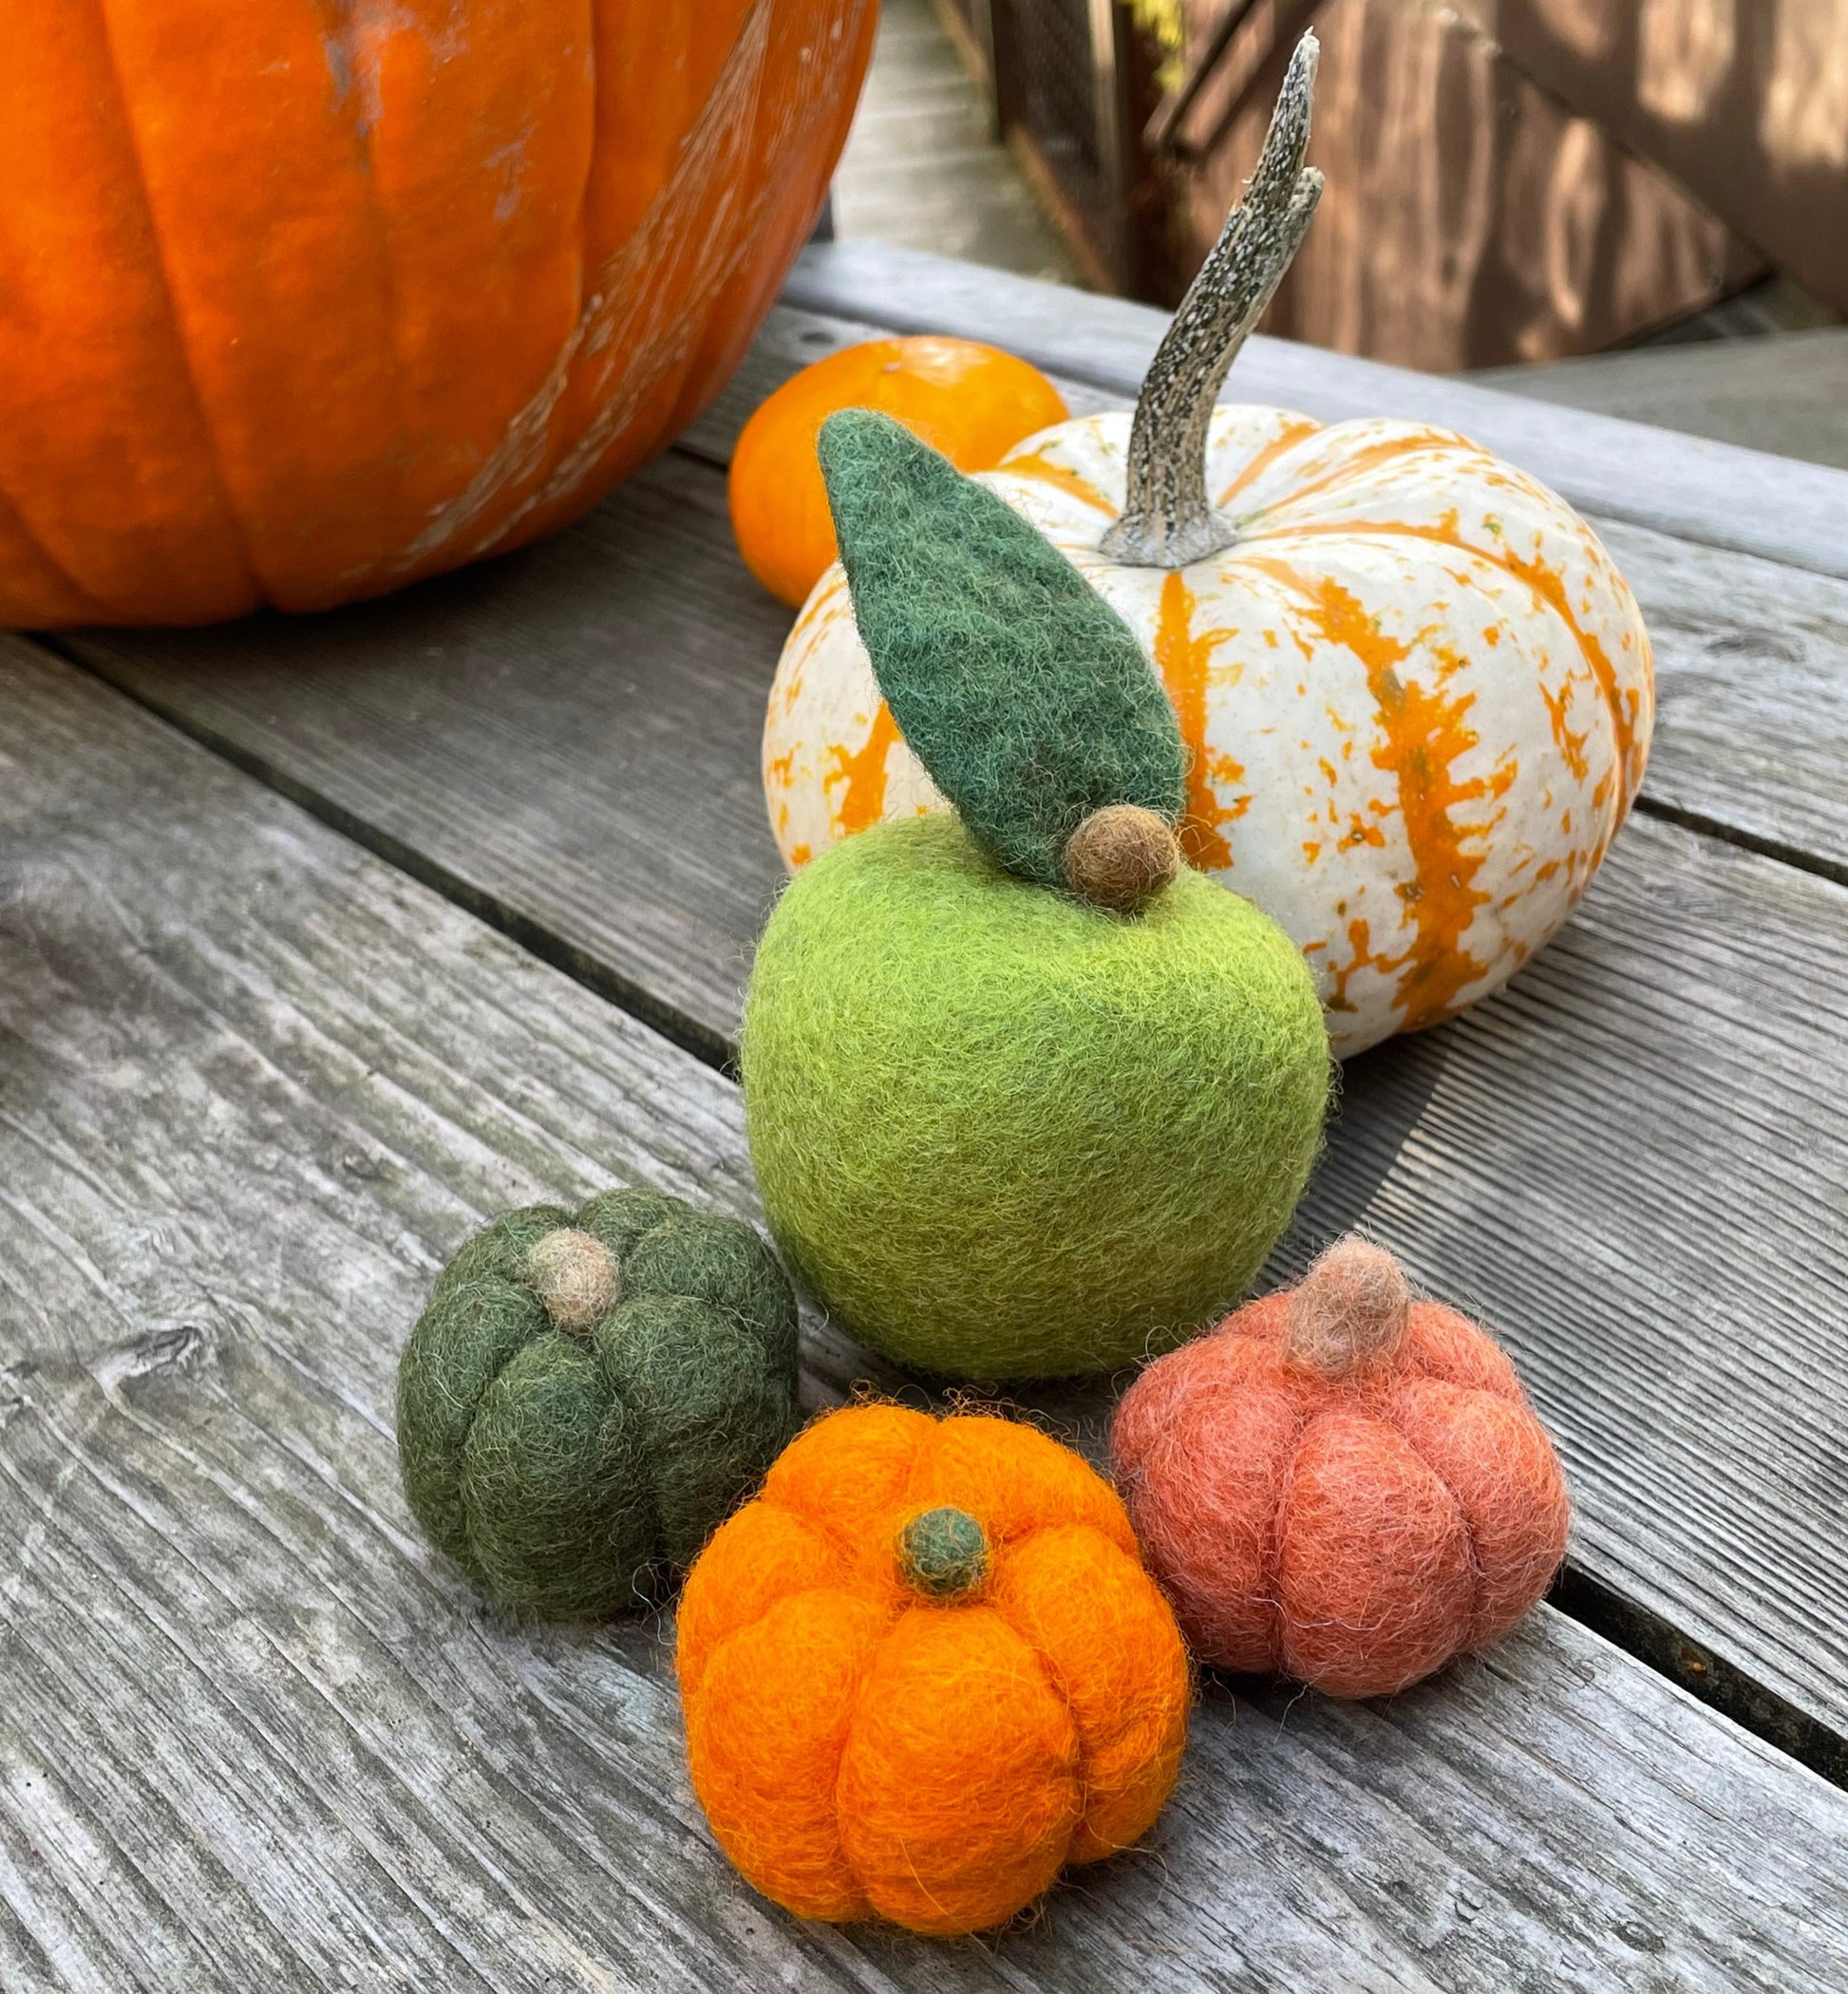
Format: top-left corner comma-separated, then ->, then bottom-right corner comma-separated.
741,411 -> 1330,1381
396,1187 -> 800,1617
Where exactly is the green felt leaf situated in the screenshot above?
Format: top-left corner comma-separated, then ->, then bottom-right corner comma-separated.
818,408 -> 1185,889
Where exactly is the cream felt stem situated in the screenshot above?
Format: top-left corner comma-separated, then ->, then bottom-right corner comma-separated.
1284,1235 -> 1411,1379
526,1229 -> 620,1333
1100,31 -> 1324,571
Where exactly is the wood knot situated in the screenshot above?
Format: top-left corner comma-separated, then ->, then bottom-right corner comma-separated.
527,1229 -> 620,1334
1284,1235 -> 1411,1380
1062,804 -> 1182,912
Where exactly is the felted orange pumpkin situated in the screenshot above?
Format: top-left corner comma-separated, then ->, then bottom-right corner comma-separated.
676,1404 -> 1190,1936
0,1 -> 877,627
762,31 -> 1653,1055
730,336 -> 1067,607
1111,1236 -> 1571,1699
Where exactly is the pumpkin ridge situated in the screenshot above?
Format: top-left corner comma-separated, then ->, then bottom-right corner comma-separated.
1235,553 -> 1498,1029
1375,1381 -> 1499,1624
1267,1408 -> 1321,1672
764,1402 -> 935,1571
1241,515 -> 1645,815
1151,570 -> 1245,871
986,1520 -> 1147,1751
1002,450 -> 1116,514
1275,1410 -> 1475,1690
503,0 -> 852,553
1233,428 -> 1469,526
1212,414 -> 1324,509
388,3 -> 775,577
0,480 -> 121,624
835,1603 -> 1084,1930
82,6 -> 266,609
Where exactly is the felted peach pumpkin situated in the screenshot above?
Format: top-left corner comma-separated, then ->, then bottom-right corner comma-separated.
1111,1236 -> 1571,1699
762,30 -> 1653,1054
0,0 -> 877,627
676,1404 -> 1190,1936
730,336 -> 1068,607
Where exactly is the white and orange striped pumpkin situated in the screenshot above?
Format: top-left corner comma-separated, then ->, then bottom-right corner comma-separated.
760,35 -> 1651,1060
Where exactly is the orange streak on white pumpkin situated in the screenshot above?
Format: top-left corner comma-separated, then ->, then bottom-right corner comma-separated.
1240,431 -> 1462,524
1259,516 -> 1645,811
1151,572 -> 1248,869
826,701 -> 903,837
1538,676 -> 1589,781
1238,556 -> 1495,1032
1001,451 -> 1115,512
1215,418 -> 1322,508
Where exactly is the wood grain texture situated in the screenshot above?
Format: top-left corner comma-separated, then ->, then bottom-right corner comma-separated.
781,239 -> 1848,583
1596,517 -> 1848,882
5,639 -> 1848,1992
64,451 -> 796,1063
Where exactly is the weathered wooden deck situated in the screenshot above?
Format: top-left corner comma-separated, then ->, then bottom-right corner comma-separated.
5,242 -> 1848,1990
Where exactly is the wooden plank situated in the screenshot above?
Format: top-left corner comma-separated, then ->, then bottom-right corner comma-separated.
4,639 -> 1848,1991
59,450 -> 798,1067
1471,328 -> 1848,477
780,239 -> 1848,583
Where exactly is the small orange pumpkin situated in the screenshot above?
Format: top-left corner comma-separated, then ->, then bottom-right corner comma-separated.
728,337 -> 1067,606
1111,1236 -> 1571,1699
676,1403 -> 1189,1936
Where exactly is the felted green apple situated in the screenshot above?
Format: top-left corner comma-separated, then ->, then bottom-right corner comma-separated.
741,410 -> 1329,1380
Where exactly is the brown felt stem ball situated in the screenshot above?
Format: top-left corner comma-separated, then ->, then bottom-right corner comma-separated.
1111,1234 -> 1571,1698
1284,1236 -> 1411,1377
1062,803 -> 1182,912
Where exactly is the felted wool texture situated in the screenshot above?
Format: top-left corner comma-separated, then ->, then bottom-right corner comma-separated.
1110,1241 -> 1572,1698
675,1404 -> 1190,1937
741,811 -> 1329,1380
396,1188 -> 801,1618
816,408 -> 1186,890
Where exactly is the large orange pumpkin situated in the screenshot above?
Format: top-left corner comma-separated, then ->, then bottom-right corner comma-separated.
677,1404 -> 1190,1936
0,1 -> 877,627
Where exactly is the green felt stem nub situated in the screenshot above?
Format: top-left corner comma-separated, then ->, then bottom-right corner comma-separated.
898,1507 -> 990,1601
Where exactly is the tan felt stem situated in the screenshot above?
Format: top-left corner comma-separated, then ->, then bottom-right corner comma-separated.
1284,1235 -> 1412,1379
527,1229 -> 620,1334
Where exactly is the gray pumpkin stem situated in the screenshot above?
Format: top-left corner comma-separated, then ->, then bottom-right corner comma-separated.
1100,31 -> 1324,571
